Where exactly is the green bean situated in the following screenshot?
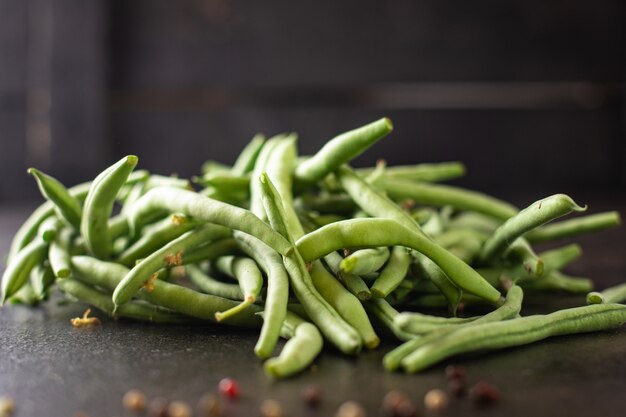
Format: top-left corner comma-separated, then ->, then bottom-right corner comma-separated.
38,216 -> 62,243
7,182 -> 91,263
49,227 -> 73,278
411,251 -> 463,313
308,261 -> 379,349
1,238 -> 49,304
201,160 -> 232,176
7,283 -> 39,306
295,118 -> 393,184
504,238 -> 544,278
448,211 -> 500,235
323,251 -> 371,301
379,178 -> 518,221
231,133 -> 266,176
180,237 -> 240,265
394,312 -> 479,334
233,231 -> 289,359
57,278 -> 193,324
341,247 -> 390,275
364,298 -> 416,342
297,218 -> 502,304
479,194 -> 586,264
29,263 -> 55,300
587,282 -> 626,305
213,256 -> 264,321
384,285 -> 524,371
371,246 -> 411,298
28,168 -> 82,230
356,161 -> 466,183
71,256 -> 262,328
117,214 -> 198,266
145,174 -> 191,191
526,211 -> 622,243
81,155 -> 139,259
120,181 -> 147,215
112,224 -> 231,306
250,134 -> 284,219
124,187 -> 292,256
401,302 -> 626,373
264,134 -> 305,239
263,312 -> 323,378
520,271 -> 593,294
185,264 -> 243,300
260,173 -> 362,354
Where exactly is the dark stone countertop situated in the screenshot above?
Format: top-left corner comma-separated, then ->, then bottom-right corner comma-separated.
1,198 -> 625,417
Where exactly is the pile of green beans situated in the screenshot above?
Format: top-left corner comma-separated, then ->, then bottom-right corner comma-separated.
2,117 -> 625,378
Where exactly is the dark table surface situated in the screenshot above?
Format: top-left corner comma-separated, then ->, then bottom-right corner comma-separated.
1,197 -> 626,417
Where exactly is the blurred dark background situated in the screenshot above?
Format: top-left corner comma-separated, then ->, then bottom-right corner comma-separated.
1,0 -> 625,203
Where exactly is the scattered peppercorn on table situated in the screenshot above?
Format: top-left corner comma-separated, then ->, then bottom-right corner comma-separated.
1,118 -> 625,416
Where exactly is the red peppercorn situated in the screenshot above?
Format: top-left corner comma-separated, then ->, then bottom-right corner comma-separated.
469,381 -> 500,406
218,378 -> 240,399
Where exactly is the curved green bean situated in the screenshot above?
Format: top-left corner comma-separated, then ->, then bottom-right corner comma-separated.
49,227 -> 73,278
213,255 -> 264,321
81,155 -> 139,259
295,118 -> 393,184
186,264 -> 243,300
296,218 -> 502,304
384,285 -> 524,371
401,303 -> 626,373
479,194 -> 586,264
231,133 -> 266,176
28,168 -> 82,230
2,238 -> 48,303
371,246 -> 411,298
341,247 -> 390,275
526,211 -> 621,243
263,312 -> 323,378
233,231 -> 289,359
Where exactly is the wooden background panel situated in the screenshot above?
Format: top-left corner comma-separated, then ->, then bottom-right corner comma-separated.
110,0 -> 626,89
110,107 -> 621,195
0,0 -> 29,201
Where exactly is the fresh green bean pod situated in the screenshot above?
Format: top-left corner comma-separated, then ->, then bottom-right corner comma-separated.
81,155 -> 139,259
124,186 -> 291,256
7,283 -> 39,306
233,231 -> 289,359
294,193 -> 357,215
504,238 -> 544,278
323,251 -> 372,301
186,264 -> 244,300
394,312 -> 479,334
112,224 -> 231,306
263,312 -> 323,378
250,134 -> 284,220
213,255 -> 264,321
1,238 -> 49,303
356,161 -> 466,183
526,211 -> 621,243
7,182 -> 92,263
231,133 -> 266,176
117,214 -> 198,266
587,282 -> 626,305
371,246 -> 412,298
479,194 -> 586,264
28,168 -> 83,230
49,227 -> 73,278
309,261 -> 379,349
411,252 -> 463,313
260,173 -> 362,355
71,256 -> 262,328
295,118 -> 393,184
384,285 -> 524,371
57,278 -> 193,324
341,247 -> 390,275
29,263 -> 55,300
380,178 -> 518,221
401,303 -> 626,373
201,160 -> 232,176
519,271 -> 593,294
297,218 -> 502,304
